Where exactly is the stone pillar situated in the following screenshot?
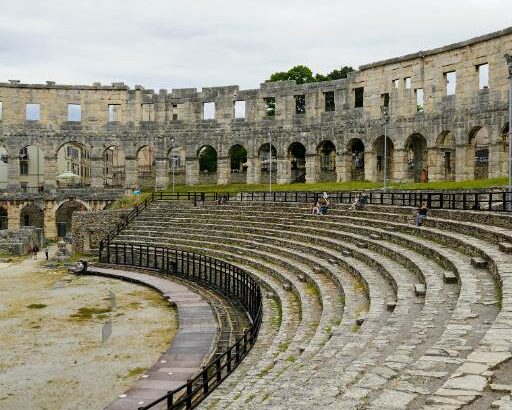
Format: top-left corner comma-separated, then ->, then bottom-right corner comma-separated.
336,152 -> 350,182
488,142 -> 503,178
7,203 -> 20,231
124,156 -> 138,188
365,151 -> 376,181
89,156 -> 104,188
276,157 -> 290,184
455,145 -> 471,181
43,155 -> 57,191
217,156 -> 230,185
155,157 -> 169,190
246,157 -> 261,184
44,202 -> 57,240
7,157 -> 20,191
427,148 -> 441,181
392,149 -> 407,182
305,154 -> 319,184
185,157 -> 199,185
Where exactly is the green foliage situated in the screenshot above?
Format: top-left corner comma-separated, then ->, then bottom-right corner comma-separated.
267,65 -> 354,84
230,145 -> 247,171
198,146 -> 218,172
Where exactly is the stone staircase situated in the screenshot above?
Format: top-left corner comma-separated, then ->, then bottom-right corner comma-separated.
111,200 -> 512,409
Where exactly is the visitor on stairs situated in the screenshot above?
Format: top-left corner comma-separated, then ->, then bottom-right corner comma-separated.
32,245 -> 39,260
318,197 -> 329,215
416,202 -> 428,226
312,200 -> 320,215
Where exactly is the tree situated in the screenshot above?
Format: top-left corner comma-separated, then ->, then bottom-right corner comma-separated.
267,65 -> 354,84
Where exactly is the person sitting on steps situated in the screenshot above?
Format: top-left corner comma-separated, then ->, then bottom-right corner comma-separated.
318,197 -> 329,215
416,202 -> 428,226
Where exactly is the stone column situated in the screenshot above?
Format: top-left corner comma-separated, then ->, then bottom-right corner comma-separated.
365,151 -> 376,181
392,149 -> 407,182
43,155 -> 57,191
7,157 -> 20,191
7,203 -> 20,231
276,157 -> 290,184
455,145 -> 471,181
336,152 -> 350,182
185,157 -> 199,185
488,141 -> 503,178
44,202 -> 57,240
154,157 -> 169,190
89,156 -> 104,188
217,156 -> 230,185
427,148 -> 441,181
124,156 -> 138,189
246,157 -> 261,184
305,154 -> 319,184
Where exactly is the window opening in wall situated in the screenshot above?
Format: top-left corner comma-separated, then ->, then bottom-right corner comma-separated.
404,77 -> 411,89
172,113 -> 178,121
354,87 -> 364,108
324,91 -> 335,112
477,63 -> 489,89
264,97 -> 276,117
0,101 -> 3,120
234,100 -> 246,119
19,147 -> 29,175
26,103 -> 40,121
172,104 -> 178,108
108,104 -> 120,122
141,103 -> 154,121
381,93 -> 390,108
393,79 -> 400,89
295,95 -> 306,114
416,88 -> 424,112
203,102 -> 215,120
445,71 -> 456,96
67,104 -> 81,122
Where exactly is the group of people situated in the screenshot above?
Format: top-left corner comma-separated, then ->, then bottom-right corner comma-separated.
27,244 -> 49,260
312,193 -> 330,215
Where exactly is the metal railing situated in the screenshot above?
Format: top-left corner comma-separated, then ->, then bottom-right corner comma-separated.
98,243 -> 262,410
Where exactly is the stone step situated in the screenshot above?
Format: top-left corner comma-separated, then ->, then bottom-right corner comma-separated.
471,257 -> 488,269
414,283 -> 426,297
443,271 -> 458,284
499,242 -> 512,254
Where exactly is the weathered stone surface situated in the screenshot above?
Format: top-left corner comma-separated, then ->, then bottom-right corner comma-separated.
444,375 -> 487,392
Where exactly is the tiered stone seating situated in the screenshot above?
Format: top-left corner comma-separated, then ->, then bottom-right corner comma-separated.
110,200 -> 512,409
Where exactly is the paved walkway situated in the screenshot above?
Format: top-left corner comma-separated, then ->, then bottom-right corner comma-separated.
81,267 -> 218,410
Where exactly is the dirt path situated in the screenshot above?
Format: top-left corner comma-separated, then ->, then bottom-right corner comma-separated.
0,248 -> 178,410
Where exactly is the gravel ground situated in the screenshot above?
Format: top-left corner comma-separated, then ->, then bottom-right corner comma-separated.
0,252 -> 178,410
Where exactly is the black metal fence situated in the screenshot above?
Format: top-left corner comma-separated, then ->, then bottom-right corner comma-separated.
148,189 -> 512,212
98,242 -> 262,410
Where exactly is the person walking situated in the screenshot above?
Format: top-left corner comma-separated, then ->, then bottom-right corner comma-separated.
45,247 -> 49,260
32,245 -> 39,260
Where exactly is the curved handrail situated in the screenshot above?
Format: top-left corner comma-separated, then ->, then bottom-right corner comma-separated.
99,243 -> 263,410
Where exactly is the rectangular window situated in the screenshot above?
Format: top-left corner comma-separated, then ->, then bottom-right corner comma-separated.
393,79 -> 400,89
234,100 -> 246,119
264,97 -> 276,117
0,101 -> 2,120
404,77 -> 411,89
445,71 -> 456,96
172,113 -> 178,121
477,63 -> 489,89
324,91 -> 335,112
381,93 -> 390,108
354,87 -> 364,108
67,104 -> 81,122
203,102 -> 215,120
141,103 -> 154,121
295,95 -> 306,114
416,88 -> 424,112
26,103 -> 40,121
108,104 -> 120,122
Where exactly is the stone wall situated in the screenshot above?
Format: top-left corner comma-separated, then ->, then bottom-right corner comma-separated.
0,27 -> 511,189
0,227 -> 43,255
72,209 -> 129,253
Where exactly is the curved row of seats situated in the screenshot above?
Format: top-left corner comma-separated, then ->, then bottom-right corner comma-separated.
111,200 -> 512,409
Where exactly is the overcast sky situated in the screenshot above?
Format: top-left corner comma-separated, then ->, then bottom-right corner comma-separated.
0,0 -> 511,91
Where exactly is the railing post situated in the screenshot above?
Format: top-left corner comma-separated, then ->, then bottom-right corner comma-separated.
203,368 -> 209,394
216,357 -> 222,383
166,391 -> 174,410
186,380 -> 192,409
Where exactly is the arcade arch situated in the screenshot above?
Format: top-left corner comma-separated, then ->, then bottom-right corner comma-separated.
347,138 -> 365,181
373,136 -> 394,182
56,142 -> 90,187
405,133 -> 428,182
317,140 -> 336,182
229,144 -> 247,184
103,146 -> 125,188
258,143 -> 277,183
19,145 -> 45,191
136,145 -> 155,188
288,142 -> 306,182
198,145 -> 217,184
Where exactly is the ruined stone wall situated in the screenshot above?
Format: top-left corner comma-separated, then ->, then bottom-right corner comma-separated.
71,209 -> 129,253
0,27 -> 511,188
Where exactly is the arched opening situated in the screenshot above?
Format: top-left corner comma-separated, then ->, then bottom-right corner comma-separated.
317,140 -> 336,182
229,144 -> 247,184
0,146 -> 8,190
259,143 -> 277,184
405,133 -> 428,182
56,142 -> 90,187
470,127 -> 489,179
288,142 -> 306,183
347,139 -> 365,181
20,204 -> 44,230
435,131 -> 455,181
198,145 -> 217,184
55,200 -> 85,238
0,207 -> 7,230
19,145 -> 45,192
373,136 -> 394,182
168,146 -> 186,185
136,145 -> 155,188
103,146 -> 125,188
